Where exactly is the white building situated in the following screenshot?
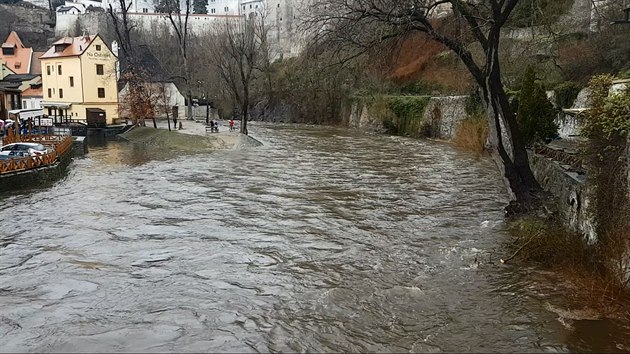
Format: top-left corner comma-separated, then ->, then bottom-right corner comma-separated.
119,81 -> 186,119
208,0 -> 239,15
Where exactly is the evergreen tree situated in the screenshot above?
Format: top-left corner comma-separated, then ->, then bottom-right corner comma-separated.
154,0 -> 178,13
193,0 -> 207,14
516,66 -> 558,145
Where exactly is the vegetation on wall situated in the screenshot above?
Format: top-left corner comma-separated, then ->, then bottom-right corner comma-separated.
581,75 -> 630,289
378,96 -> 431,137
553,81 -> 582,109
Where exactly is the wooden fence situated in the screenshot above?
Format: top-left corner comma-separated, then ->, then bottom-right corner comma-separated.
0,128 -> 73,175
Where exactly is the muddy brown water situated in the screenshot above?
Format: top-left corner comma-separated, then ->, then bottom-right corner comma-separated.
1,124 -> 629,352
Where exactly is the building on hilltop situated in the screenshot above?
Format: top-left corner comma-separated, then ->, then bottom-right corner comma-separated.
40,34 -> 119,126
238,0 -> 310,59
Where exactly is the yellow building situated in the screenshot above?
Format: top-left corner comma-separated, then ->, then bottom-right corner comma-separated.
40,34 -> 118,126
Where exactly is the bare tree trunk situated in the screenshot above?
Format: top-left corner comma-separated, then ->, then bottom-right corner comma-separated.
241,87 -> 249,135
476,67 -> 541,206
205,96 -> 209,123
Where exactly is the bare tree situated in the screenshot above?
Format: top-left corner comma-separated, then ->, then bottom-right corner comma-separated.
162,0 -> 193,121
108,0 -> 136,66
207,14 -> 268,135
306,0 -> 543,209
156,80 -> 174,131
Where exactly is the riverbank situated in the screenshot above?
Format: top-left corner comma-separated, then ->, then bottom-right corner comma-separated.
118,120 -> 262,152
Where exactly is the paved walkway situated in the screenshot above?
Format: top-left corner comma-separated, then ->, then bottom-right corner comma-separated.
152,119 -> 239,137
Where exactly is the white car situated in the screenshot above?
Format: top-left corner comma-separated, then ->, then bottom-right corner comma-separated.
0,143 -> 48,160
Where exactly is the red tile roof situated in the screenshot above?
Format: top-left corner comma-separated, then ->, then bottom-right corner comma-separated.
22,86 -> 43,97
0,31 -> 33,75
40,35 -> 97,59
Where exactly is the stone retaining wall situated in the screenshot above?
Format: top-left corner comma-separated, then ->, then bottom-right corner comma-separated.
528,152 -> 596,243
345,95 -> 469,140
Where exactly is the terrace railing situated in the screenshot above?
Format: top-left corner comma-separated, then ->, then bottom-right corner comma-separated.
0,128 -> 73,175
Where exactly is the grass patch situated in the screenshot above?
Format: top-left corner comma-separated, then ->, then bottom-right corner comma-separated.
453,114 -> 488,156
506,216 -> 630,318
120,127 -> 222,152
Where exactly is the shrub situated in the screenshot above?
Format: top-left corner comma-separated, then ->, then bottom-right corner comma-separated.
382,96 -> 431,137
398,80 -> 443,96
453,113 -> 488,156
581,75 -> 630,289
506,216 -> 630,315
517,66 -> 559,145
553,81 -> 582,109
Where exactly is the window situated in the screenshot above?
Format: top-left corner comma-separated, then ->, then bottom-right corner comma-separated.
1,47 -> 14,55
224,6 -> 228,11
58,65 -> 62,75
46,65 -> 51,75
96,64 -> 104,75
142,8 -> 148,12
211,8 -> 215,13
96,44 -> 101,51
69,76 -> 74,87
47,88 -> 51,98
59,89 -> 63,98
22,100 -> 27,108
249,4 -> 252,8
97,87 -> 105,98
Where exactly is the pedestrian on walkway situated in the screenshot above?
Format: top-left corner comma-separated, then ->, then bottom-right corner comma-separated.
229,119 -> 234,132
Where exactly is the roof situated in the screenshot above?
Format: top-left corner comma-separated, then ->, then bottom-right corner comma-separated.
1,31 -> 25,49
0,74 -> 40,92
118,45 -> 172,90
0,81 -> 21,91
30,52 -> 44,74
0,31 -> 33,75
57,5 -> 81,12
22,86 -> 43,97
40,35 -> 97,59
3,74 -> 39,82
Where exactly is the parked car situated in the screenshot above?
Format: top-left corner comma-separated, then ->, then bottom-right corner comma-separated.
0,143 -> 48,160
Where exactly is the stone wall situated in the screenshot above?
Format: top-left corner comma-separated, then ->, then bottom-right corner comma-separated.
345,95 -> 469,140
529,152 -> 596,242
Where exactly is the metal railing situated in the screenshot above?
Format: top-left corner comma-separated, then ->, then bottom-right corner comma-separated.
533,144 -> 585,174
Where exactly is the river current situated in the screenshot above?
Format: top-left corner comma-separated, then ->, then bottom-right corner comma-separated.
1,124 -> 629,352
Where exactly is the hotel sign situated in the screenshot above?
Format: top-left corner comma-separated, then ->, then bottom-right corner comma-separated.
86,51 -> 112,60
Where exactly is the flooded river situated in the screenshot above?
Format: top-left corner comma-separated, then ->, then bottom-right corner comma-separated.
1,124 -> 629,352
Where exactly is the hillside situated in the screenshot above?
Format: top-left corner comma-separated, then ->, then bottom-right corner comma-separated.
0,3 -> 54,51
